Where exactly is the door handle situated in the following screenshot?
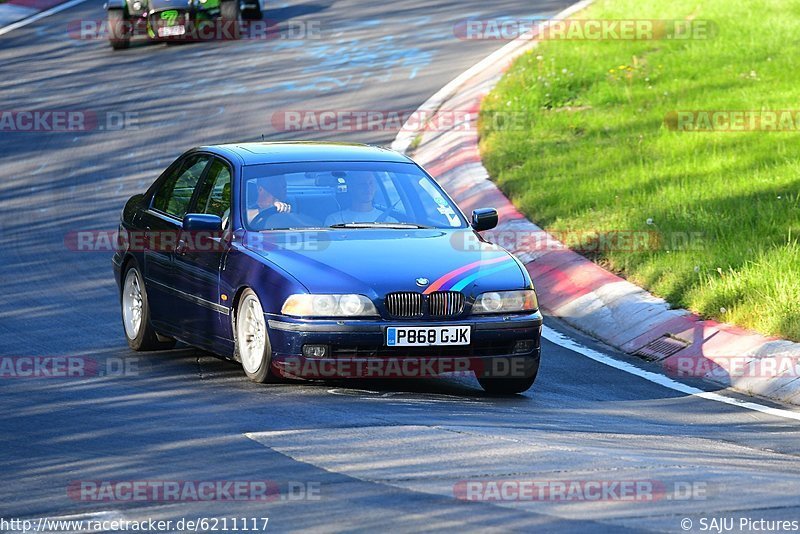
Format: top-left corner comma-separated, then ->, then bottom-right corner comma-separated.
144,226 -> 152,248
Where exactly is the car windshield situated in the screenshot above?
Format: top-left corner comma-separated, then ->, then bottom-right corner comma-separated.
241,161 -> 469,231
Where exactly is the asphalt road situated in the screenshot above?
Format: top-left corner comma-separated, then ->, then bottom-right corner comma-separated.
2,1 -> 800,533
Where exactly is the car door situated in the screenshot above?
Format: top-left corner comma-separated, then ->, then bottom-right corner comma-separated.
172,156 -> 233,340
139,153 -> 211,332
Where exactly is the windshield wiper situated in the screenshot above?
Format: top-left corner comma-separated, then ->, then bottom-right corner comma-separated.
327,222 -> 434,229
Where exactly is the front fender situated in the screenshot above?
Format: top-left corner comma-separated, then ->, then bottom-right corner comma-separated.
222,242 -> 309,315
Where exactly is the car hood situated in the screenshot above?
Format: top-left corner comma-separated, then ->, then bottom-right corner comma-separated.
242,229 -> 528,296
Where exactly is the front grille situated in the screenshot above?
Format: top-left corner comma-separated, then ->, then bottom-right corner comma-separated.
385,292 -> 423,318
428,291 -> 465,317
385,291 -> 466,318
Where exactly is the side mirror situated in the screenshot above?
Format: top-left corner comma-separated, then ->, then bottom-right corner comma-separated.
123,193 -> 144,219
183,213 -> 222,232
471,208 -> 498,232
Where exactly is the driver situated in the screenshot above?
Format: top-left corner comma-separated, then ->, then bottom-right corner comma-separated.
248,175 -> 291,224
324,172 -> 395,226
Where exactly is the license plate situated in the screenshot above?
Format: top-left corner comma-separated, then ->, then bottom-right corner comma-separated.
386,326 -> 470,347
158,25 -> 186,37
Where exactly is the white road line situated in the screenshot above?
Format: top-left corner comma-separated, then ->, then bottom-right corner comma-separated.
385,0 -> 800,424
0,0 -> 89,37
543,326 -> 800,422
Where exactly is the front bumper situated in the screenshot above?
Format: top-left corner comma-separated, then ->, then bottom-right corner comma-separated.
265,312 -> 543,379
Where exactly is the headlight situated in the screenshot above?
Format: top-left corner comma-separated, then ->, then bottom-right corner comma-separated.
281,294 -> 378,317
472,290 -> 538,314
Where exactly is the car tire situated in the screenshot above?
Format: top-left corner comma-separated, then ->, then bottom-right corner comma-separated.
234,289 -> 273,383
108,9 -> 131,50
477,358 -> 539,395
219,0 -> 241,39
121,263 -> 176,351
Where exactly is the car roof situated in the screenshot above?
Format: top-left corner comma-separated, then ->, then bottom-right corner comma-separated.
203,141 -> 413,166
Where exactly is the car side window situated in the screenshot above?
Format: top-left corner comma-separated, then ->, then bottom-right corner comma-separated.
152,155 -> 210,218
194,158 -> 232,226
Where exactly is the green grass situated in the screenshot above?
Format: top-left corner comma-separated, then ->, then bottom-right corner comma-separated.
479,0 -> 800,340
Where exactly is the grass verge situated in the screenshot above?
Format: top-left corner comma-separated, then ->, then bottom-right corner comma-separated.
479,0 -> 800,340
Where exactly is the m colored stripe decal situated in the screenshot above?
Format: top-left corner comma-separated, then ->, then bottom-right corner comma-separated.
448,261 -> 518,292
423,256 -> 513,294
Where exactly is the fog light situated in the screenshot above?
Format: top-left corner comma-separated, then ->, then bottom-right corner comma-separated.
513,340 -> 535,354
302,344 -> 328,359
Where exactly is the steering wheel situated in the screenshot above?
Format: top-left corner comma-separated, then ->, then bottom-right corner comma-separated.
250,206 -> 278,229
375,199 -> 403,223
375,209 -> 395,223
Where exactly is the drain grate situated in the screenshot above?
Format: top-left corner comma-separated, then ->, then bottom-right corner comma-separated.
636,335 -> 690,361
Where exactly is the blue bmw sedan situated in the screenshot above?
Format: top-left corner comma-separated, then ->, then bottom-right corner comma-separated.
113,142 -> 542,393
